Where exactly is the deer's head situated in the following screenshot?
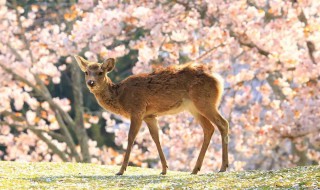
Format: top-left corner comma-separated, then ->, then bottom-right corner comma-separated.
74,55 -> 115,92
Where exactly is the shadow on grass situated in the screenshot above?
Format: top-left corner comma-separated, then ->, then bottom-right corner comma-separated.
22,173 -> 216,188
23,174 -> 170,184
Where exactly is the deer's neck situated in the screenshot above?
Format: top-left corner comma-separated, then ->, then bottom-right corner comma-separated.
92,80 -> 124,116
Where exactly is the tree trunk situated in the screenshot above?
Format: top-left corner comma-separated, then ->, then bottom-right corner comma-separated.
292,139 -> 309,166
70,62 -> 91,163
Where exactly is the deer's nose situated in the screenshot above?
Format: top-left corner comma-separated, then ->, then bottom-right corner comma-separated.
87,80 -> 95,87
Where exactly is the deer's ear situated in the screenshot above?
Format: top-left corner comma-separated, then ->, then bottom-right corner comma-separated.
101,58 -> 115,72
74,55 -> 88,72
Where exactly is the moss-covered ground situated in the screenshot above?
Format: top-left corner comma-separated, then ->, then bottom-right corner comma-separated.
0,161 -> 319,189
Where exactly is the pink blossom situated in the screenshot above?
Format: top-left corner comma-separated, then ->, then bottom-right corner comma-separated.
26,111 -> 36,125
171,30 -> 189,42
0,125 -> 10,135
52,98 -> 71,112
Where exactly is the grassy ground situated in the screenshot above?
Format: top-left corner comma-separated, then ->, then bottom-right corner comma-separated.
0,161 -> 319,189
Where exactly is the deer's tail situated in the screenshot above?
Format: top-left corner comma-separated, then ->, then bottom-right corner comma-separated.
212,73 -> 224,107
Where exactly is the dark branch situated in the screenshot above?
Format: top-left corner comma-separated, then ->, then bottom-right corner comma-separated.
291,0 -> 317,65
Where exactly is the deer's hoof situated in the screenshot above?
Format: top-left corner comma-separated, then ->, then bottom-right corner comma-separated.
219,169 -> 226,172
115,172 -> 124,176
191,171 -> 198,175
160,171 -> 167,175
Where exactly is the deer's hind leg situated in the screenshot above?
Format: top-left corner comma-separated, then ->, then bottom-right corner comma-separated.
189,85 -> 229,172
190,111 -> 215,174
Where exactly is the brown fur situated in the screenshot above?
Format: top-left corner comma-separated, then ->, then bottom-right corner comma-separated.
74,55 -> 229,175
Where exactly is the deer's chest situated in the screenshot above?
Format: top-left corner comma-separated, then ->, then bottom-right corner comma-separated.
96,96 -> 129,118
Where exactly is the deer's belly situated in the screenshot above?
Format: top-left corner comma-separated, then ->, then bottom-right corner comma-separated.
155,99 -> 196,116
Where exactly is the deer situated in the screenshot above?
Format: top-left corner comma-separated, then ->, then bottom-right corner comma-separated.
74,55 -> 229,175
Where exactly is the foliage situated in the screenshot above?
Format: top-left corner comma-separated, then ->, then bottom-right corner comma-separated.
0,161 -> 319,189
0,0 -> 319,172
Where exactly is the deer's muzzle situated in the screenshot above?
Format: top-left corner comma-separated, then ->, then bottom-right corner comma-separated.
87,80 -> 95,87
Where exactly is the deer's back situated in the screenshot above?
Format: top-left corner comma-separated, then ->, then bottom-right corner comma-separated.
117,63 -> 221,117
122,63 -> 213,88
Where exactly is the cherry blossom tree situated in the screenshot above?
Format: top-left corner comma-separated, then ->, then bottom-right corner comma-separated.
0,0 -> 91,162
1,0 -> 319,172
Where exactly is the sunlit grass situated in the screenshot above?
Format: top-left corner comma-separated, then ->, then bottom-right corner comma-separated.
0,161 -> 319,189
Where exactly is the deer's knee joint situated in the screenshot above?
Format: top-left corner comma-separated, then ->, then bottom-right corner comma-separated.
223,135 -> 230,144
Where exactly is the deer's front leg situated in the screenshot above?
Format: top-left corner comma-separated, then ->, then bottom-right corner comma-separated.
116,115 -> 143,175
144,116 -> 168,175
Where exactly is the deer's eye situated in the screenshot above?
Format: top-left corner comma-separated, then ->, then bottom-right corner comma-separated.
99,72 -> 103,76
85,72 -> 88,75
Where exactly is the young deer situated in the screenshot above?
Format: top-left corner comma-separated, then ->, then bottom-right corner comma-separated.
74,55 -> 229,175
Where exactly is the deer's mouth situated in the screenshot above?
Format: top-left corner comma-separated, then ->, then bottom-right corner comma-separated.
87,85 -> 101,93
87,85 -> 95,91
